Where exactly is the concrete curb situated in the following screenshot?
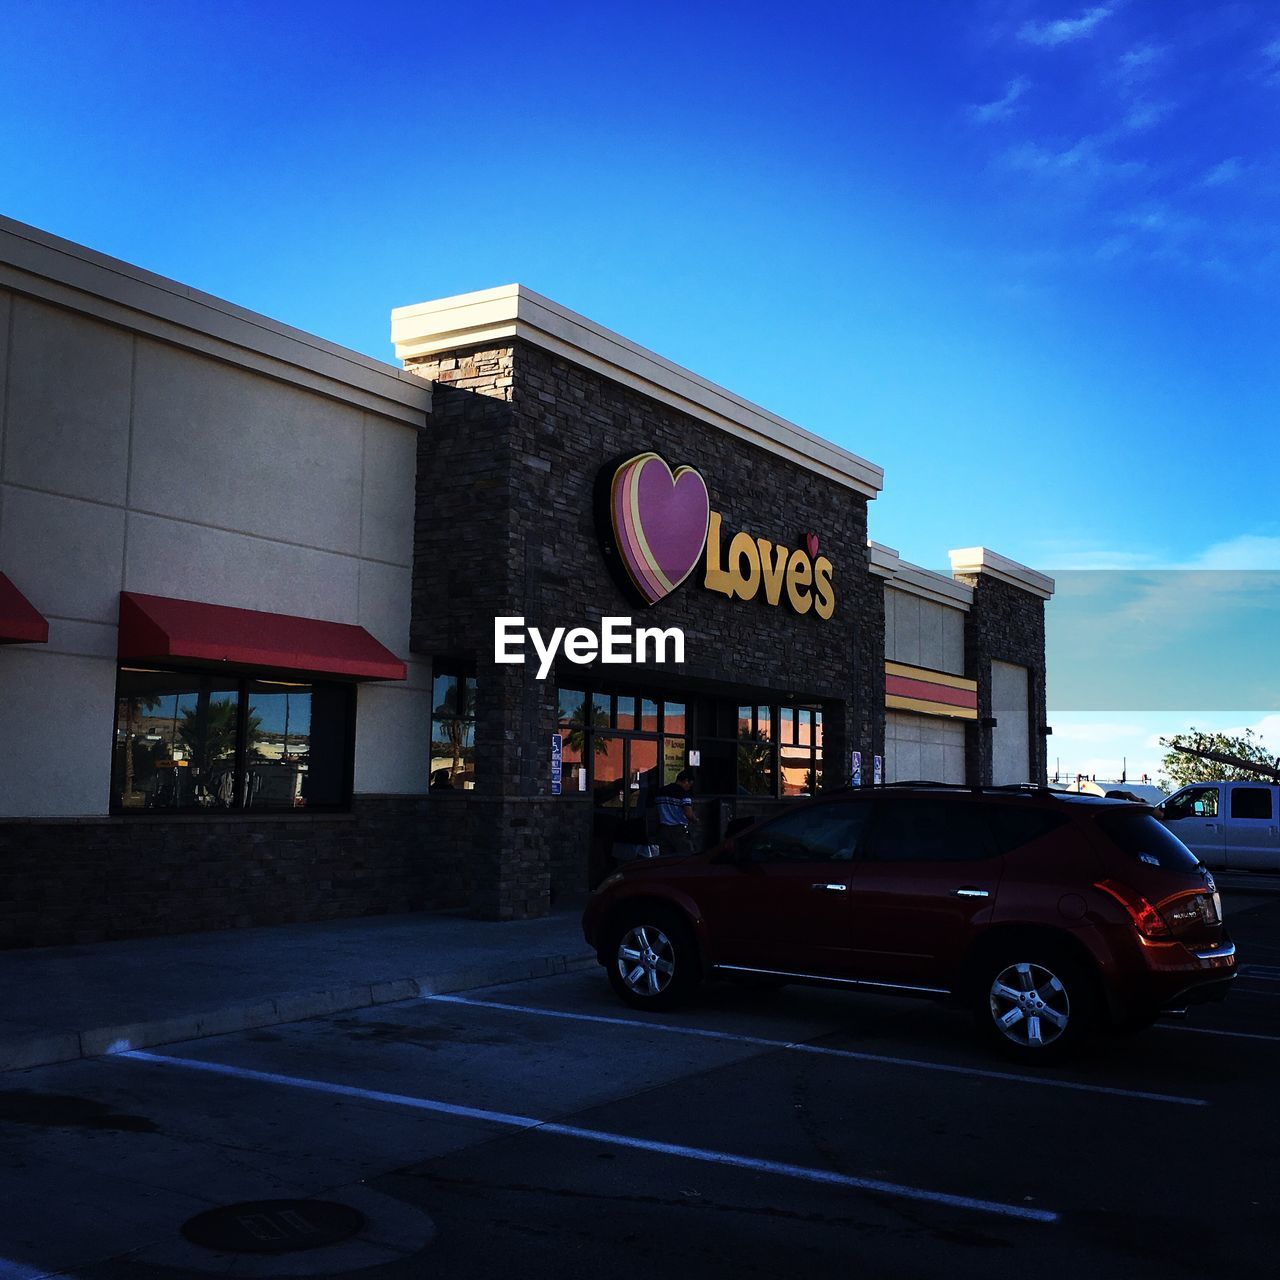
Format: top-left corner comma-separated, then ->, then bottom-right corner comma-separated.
0,950 -> 598,1073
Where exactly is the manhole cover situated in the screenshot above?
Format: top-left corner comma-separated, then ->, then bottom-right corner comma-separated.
181,1200 -> 365,1254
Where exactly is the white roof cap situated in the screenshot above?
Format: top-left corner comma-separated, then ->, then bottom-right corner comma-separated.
392,284 -> 884,497
948,547 -> 1055,599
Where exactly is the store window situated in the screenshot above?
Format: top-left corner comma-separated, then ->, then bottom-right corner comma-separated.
111,667 -> 352,812
737,705 -> 775,796
557,688 -> 590,795
779,705 -> 823,796
431,669 -> 477,791
554,685 -> 687,800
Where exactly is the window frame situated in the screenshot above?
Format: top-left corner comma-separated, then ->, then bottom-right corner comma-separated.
431,664 -> 478,792
554,682 -> 688,800
109,663 -> 356,816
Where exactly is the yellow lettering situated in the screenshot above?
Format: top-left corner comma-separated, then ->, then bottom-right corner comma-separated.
813,556 -> 835,620
728,531 -> 762,601
702,511 -> 734,597
757,537 -> 788,606
786,549 -> 813,614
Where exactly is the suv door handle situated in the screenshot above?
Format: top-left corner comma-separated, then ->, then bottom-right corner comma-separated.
954,887 -> 990,898
811,883 -> 848,893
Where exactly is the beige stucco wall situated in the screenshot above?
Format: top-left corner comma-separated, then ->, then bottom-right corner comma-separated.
0,270 -> 431,817
884,712 -> 966,784
884,584 -> 965,675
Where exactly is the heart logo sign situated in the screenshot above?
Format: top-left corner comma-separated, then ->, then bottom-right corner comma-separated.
608,453 -> 711,606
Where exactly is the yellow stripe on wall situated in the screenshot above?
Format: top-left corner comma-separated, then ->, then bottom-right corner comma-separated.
886,694 -> 979,721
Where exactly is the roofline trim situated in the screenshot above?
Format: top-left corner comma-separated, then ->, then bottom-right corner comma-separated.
391,284 -> 884,497
0,216 -> 431,427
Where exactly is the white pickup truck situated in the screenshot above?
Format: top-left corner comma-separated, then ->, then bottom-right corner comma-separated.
1157,781 -> 1280,871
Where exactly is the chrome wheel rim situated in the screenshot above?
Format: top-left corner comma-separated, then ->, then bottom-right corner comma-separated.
616,925 -> 676,997
988,961 -> 1070,1048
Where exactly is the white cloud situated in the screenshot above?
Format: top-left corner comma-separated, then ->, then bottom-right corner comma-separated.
1001,136 -> 1146,186
1051,721 -> 1149,743
969,76 -> 1031,124
1201,156 -> 1244,187
1184,535 -> 1280,569
1246,714 -> 1280,746
1117,43 -> 1165,83
1123,100 -> 1171,131
1042,548 -> 1163,570
1019,6 -> 1112,48
1038,534 -> 1280,573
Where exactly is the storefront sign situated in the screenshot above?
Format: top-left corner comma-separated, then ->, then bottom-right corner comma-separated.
597,453 -> 836,619
550,733 -> 563,796
873,754 -> 883,785
703,513 -> 835,619
851,750 -> 862,787
606,452 -> 710,606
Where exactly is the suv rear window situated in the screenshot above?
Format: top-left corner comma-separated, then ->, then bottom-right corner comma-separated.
1095,811 -> 1202,872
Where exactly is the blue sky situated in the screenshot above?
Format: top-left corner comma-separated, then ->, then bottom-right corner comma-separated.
2,0 -> 1277,775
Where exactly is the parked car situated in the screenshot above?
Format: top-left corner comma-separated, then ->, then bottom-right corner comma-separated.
581,785 -> 1236,1062
1156,781 -> 1280,872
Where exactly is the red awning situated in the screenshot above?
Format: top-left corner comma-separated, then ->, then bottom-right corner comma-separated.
0,572 -> 49,645
117,592 -> 406,681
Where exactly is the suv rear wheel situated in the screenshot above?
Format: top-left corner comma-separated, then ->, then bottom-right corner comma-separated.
606,906 -> 699,1010
975,950 -> 1095,1063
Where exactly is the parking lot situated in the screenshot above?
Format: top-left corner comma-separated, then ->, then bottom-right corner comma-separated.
2,877 -> 1278,1280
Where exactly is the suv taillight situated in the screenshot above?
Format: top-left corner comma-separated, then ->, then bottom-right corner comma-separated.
1094,879 -> 1171,939
1158,889 -> 1221,931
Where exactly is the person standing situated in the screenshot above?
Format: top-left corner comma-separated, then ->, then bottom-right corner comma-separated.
654,769 -> 700,856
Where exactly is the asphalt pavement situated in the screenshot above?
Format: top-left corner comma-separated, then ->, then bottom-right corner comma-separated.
0,877 -> 1276,1279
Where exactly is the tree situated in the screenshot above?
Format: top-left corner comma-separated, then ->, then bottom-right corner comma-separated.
117,691 -> 161,805
1158,727 -> 1278,789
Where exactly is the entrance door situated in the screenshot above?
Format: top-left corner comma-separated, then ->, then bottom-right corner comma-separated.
590,733 -> 662,882
849,797 -> 1004,989
991,661 -> 1030,785
697,801 -> 873,977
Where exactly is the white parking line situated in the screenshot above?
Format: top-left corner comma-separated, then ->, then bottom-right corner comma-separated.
120,1050 -> 1058,1224
423,995 -> 1209,1107
0,1258 -> 67,1280
1156,1024 -> 1280,1044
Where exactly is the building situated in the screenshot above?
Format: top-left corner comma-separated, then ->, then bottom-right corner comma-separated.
0,217 -> 1054,947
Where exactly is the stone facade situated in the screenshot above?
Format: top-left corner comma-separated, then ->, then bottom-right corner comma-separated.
408,339 -> 883,918
954,572 -> 1049,786
0,797 -> 452,949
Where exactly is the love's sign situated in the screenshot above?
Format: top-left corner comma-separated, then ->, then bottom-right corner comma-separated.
596,452 -> 835,620
609,452 -> 711,606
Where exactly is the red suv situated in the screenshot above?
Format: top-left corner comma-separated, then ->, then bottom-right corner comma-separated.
581,785 -> 1237,1061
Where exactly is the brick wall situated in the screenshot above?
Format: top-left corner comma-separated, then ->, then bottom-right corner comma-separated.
954,573 -> 1049,786
0,797 -> 458,949
408,339 -> 883,918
